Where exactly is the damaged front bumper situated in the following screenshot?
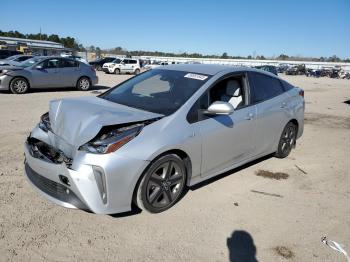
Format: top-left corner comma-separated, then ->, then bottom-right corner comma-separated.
24,128 -> 149,214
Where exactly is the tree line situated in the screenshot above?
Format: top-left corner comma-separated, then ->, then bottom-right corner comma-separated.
1,30 -> 349,62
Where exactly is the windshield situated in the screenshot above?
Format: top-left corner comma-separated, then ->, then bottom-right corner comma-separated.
5,55 -> 21,60
112,58 -> 121,63
19,57 -> 44,67
100,69 -> 211,115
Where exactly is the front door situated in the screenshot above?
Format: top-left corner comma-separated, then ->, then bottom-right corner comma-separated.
190,74 -> 257,177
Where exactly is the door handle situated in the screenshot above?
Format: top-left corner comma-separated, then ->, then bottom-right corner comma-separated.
245,113 -> 254,120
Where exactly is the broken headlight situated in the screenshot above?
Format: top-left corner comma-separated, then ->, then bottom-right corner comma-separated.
39,112 -> 51,132
79,123 -> 144,154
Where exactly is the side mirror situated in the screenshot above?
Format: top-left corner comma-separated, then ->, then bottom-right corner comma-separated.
204,101 -> 234,115
35,65 -> 43,70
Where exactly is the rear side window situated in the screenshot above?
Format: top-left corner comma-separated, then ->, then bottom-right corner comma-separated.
60,59 -> 78,68
249,72 -> 284,104
130,60 -> 137,64
280,79 -> 294,91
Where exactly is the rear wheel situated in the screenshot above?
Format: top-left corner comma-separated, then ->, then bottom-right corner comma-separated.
10,77 -> 29,94
136,154 -> 186,213
275,122 -> 297,158
134,69 -> 140,75
76,77 -> 91,91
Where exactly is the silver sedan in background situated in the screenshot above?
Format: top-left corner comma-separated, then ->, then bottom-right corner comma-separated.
0,56 -> 98,94
24,64 -> 304,214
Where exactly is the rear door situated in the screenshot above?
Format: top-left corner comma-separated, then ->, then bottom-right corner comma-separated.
58,58 -> 80,87
30,58 -> 60,88
248,72 -> 290,155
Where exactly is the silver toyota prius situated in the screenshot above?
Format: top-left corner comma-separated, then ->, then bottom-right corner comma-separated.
24,64 -> 304,214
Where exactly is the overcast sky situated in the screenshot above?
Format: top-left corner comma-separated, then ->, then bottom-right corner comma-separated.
1,0 -> 350,58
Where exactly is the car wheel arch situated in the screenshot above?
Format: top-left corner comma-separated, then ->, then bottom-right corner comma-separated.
131,149 -> 192,207
9,75 -> 31,89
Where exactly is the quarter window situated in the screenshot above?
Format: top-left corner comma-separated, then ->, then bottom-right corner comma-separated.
249,72 -> 284,103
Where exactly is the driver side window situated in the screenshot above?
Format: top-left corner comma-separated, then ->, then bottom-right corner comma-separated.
187,74 -> 246,124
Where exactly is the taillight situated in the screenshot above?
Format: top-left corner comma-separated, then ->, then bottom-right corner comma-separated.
299,89 -> 304,97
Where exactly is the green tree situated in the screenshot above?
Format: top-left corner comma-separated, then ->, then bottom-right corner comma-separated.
221,52 -> 228,59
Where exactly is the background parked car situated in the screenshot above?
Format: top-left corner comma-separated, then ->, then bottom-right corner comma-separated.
106,58 -> 141,75
0,54 -> 33,66
102,58 -> 122,73
0,49 -> 23,59
0,56 -> 98,94
144,61 -> 169,70
89,57 -> 116,71
61,54 -> 88,64
254,65 -> 278,75
285,64 -> 306,75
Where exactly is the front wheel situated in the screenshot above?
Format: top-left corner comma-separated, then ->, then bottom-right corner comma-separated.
114,68 -> 120,75
275,122 -> 297,158
136,154 -> 187,213
76,77 -> 91,91
10,77 -> 29,94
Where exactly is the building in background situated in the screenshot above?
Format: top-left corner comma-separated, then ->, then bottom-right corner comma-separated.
0,36 -> 69,55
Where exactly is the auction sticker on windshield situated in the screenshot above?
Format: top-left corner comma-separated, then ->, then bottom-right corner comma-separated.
184,73 -> 208,81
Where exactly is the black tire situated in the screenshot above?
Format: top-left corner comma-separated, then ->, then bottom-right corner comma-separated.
76,77 -> 91,91
275,122 -> 297,158
114,68 -> 120,75
136,154 -> 187,213
10,77 -> 29,94
134,69 -> 140,75
96,65 -> 102,71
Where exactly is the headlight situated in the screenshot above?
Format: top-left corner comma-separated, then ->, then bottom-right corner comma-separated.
79,123 -> 144,154
39,112 -> 51,132
109,64 -> 115,68
0,69 -> 9,76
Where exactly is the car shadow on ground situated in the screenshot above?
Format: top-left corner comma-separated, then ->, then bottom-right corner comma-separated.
190,153 -> 274,191
227,230 -> 258,262
109,154 -> 273,218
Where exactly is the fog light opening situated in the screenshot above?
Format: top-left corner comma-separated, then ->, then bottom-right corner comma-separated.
92,166 -> 107,204
59,175 -> 70,186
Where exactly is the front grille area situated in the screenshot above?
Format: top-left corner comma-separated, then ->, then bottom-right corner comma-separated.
27,137 -> 72,167
25,163 -> 89,211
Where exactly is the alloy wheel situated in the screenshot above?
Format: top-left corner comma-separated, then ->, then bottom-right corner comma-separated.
280,125 -> 295,155
12,79 -> 28,93
145,161 -> 185,209
79,78 -> 90,90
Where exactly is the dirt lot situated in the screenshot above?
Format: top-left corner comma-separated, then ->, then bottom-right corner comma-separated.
0,72 -> 349,261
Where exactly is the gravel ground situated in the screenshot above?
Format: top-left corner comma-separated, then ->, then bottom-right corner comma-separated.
0,71 -> 349,261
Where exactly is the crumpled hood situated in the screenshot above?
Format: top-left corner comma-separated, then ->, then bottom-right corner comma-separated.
49,96 -> 163,148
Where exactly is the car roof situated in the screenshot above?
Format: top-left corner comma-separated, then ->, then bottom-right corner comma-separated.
160,63 -> 278,77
